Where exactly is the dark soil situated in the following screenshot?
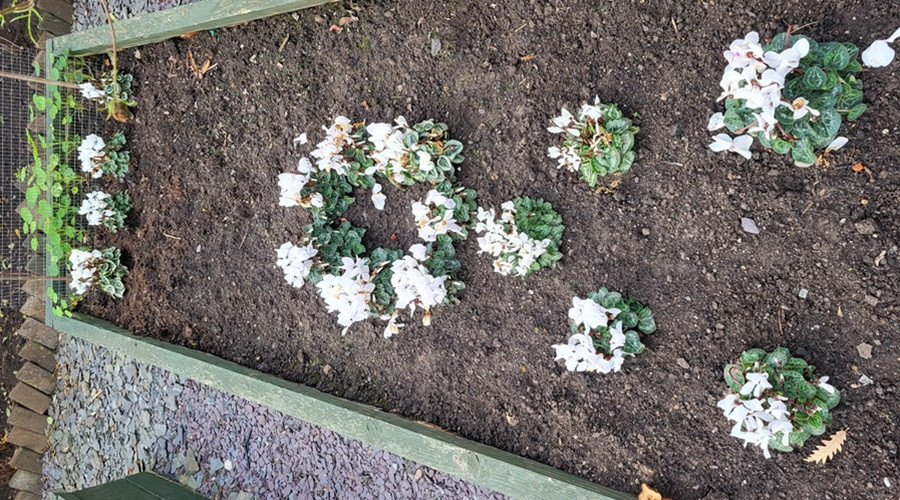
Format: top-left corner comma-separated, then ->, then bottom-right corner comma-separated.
88,1 -> 898,498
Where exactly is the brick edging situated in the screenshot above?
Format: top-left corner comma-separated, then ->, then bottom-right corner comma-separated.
6,278 -> 60,498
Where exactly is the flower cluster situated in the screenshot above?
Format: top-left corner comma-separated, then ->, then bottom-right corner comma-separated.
79,72 -> 137,122
276,242 -> 318,288
69,247 -> 128,298
411,182 -> 476,242
709,31 -> 866,166
277,116 -> 476,336
314,257 -> 376,334
390,250 -> 448,326
78,190 -> 131,232
552,289 -> 656,374
475,197 -> 563,277
548,98 -> 638,187
719,347 -> 841,458
77,132 -> 130,179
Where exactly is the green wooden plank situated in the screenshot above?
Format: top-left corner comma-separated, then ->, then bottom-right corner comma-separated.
124,472 -> 207,499
52,472 -> 204,499
51,0 -> 338,55
54,313 -> 631,500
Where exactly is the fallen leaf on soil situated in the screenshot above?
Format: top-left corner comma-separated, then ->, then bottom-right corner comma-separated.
519,54 -> 536,61
639,483 -> 671,500
804,429 -> 848,464
851,162 -> 876,182
338,16 -> 356,26
329,25 -> 343,32
851,162 -> 864,172
180,31 -> 198,39
505,414 -> 519,426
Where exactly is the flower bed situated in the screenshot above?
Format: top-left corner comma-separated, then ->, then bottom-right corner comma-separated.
76,2 -> 899,498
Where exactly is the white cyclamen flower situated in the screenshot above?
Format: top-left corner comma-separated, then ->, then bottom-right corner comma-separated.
825,136 -> 848,152
315,257 -> 375,335
547,144 -> 581,172
718,393 -> 794,458
371,183 -> 386,210
78,134 -> 106,178
69,249 -> 103,295
390,255 -> 448,324
709,134 -> 753,160
707,112 -> 726,131
78,191 -> 114,226
552,321 -> 628,374
740,372 -> 773,398
474,205 -> 550,277
276,242 -> 318,288
568,296 -> 620,331
310,116 -> 354,175
861,27 -> 900,67
815,376 -> 836,394
278,158 -> 317,207
411,189 -> 462,242
79,82 -> 105,100
366,121 -> 408,180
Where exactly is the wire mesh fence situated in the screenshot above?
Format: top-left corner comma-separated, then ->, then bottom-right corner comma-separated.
1,42 -> 103,310
0,43 -> 35,309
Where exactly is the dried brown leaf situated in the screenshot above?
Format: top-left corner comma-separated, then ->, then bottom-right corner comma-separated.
638,483 -> 671,500
338,16 -> 356,26
804,429 -> 848,464
519,54 -> 536,61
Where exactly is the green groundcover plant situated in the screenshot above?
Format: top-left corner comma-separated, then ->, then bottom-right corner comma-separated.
78,190 -> 131,232
68,247 -> 128,298
552,289 -> 656,374
709,30 -> 867,166
78,131 -> 130,179
547,98 -> 638,187
276,116 -> 477,337
474,197 -> 563,278
718,347 -> 841,458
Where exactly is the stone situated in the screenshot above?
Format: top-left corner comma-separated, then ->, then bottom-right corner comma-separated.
8,406 -> 49,434
14,491 -> 41,500
9,383 -> 51,414
855,219 -> 877,235
10,447 -> 43,474
17,318 -> 58,349
21,278 -> 45,298
19,296 -> 45,321
18,341 -> 56,372
676,357 -> 690,370
8,427 -> 49,453
857,342 -> 873,359
9,469 -> 42,494
15,362 -> 56,394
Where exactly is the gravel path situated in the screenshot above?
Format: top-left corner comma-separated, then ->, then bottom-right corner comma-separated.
45,334 -> 506,499
73,0 -> 200,32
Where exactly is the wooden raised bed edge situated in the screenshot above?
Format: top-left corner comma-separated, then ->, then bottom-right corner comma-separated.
42,0 -> 633,497
52,314 -> 631,500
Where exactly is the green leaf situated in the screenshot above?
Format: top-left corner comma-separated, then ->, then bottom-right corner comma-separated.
846,103 -> 867,122
724,364 -> 745,392
740,348 -> 767,364
802,412 -> 826,436
25,185 -> 39,205
824,45 -> 850,71
803,66 -> 827,89
817,387 -> 841,410
798,381 -> 818,402
791,138 -> 817,166
636,307 -> 656,334
782,371 -> 805,398
764,347 -> 791,368
19,207 -> 33,224
622,330 -> 645,355
32,95 -> 47,111
772,138 -> 792,154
